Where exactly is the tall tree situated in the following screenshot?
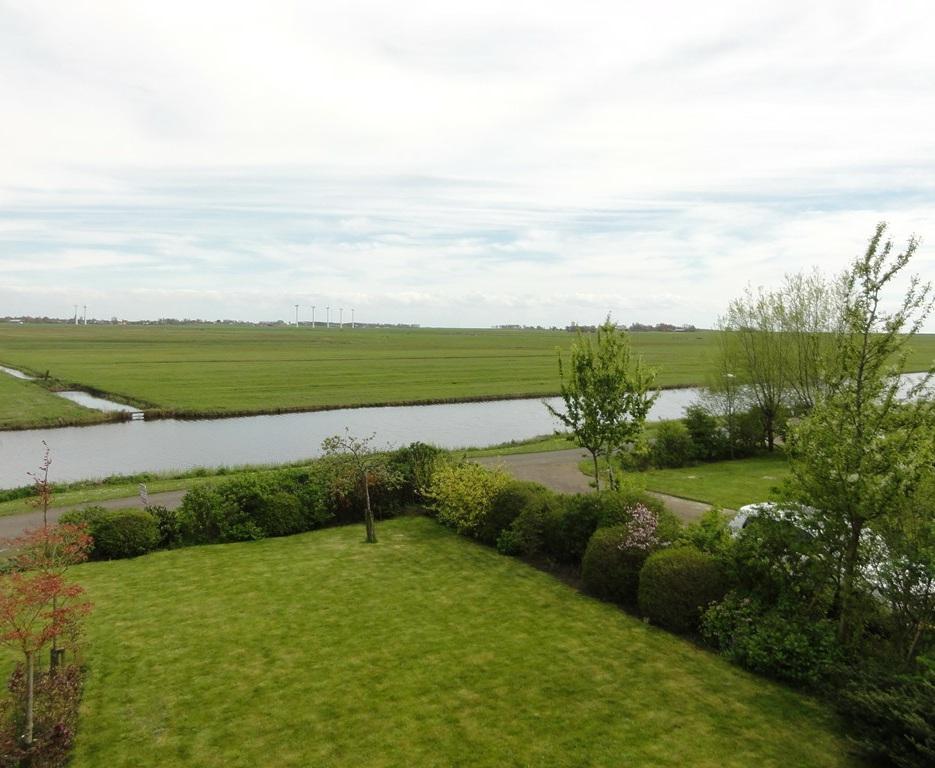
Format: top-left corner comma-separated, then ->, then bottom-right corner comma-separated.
780,270 -> 846,412
547,318 -> 657,490
785,222 -> 935,645
721,288 -> 788,451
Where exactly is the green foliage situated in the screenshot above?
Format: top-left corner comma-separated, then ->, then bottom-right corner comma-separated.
149,505 -> 182,549
581,525 -> 652,607
638,546 -> 726,634
425,462 -> 511,536
62,507 -> 159,560
651,420 -> 694,468
476,480 -> 551,546
679,508 -> 734,557
177,485 -> 244,544
784,223 -> 935,646
701,593 -> 841,686
547,318 -> 658,491
388,442 -> 445,504
683,404 -> 728,461
270,466 -> 335,530
544,494 -> 602,564
497,491 -> 565,559
837,662 -> 935,768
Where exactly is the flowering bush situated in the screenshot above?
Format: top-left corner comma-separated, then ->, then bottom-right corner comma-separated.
617,503 -> 658,551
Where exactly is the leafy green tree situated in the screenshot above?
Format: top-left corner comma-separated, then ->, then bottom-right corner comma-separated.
547,319 -> 657,490
321,431 -> 399,544
785,222 -> 935,645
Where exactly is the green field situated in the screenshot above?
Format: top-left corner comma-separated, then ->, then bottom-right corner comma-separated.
5,517 -> 855,767
641,454 -> 790,509
0,372 -> 120,430
3,323 -> 933,431
0,324 -> 722,428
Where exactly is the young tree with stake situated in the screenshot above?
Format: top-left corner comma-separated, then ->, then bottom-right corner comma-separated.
321,431 -> 400,543
547,318 -> 657,490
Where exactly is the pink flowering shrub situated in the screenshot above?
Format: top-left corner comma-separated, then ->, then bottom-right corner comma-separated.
616,503 -> 658,552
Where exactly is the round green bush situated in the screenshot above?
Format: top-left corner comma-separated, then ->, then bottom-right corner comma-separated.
638,546 -> 726,634
651,420 -> 694,468
581,525 -> 653,606
86,508 -> 159,560
254,491 -> 306,537
479,481 -> 552,546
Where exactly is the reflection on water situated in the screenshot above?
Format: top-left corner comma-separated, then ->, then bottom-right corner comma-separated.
0,365 -> 34,380
55,391 -> 140,414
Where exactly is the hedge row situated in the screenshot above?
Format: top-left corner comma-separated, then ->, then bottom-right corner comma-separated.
63,442 -> 444,560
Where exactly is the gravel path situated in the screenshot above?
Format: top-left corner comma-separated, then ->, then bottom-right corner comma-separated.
475,448 -> 716,523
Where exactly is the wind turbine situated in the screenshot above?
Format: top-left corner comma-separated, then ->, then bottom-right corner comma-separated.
310,305 -> 316,327
294,304 -> 300,326
339,308 -> 343,328
326,307 -> 330,328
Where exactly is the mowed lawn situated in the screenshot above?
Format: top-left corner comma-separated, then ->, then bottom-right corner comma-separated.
32,517 -> 857,767
642,454 -> 790,509
0,325 -> 719,422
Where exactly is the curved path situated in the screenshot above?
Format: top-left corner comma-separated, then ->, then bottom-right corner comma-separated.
475,448 -> 716,523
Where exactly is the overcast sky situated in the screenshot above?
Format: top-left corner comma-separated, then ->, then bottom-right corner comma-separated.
2,0 -> 934,328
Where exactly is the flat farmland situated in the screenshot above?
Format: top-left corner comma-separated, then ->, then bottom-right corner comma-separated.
2,324 -> 934,428
0,325 -> 721,421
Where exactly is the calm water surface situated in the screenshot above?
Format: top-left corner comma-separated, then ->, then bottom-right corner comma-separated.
0,389 -> 700,489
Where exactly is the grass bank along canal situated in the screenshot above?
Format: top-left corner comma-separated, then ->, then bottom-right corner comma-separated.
0,389 -> 701,489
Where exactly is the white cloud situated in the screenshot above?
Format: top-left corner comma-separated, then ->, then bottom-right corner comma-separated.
1,0 -> 934,326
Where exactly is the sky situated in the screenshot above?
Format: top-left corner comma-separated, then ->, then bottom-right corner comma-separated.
1,0 -> 934,328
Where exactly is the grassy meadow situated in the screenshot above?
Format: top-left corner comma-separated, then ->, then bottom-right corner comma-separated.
3,323 -> 934,429
0,324 -> 719,428
4,517 -> 857,767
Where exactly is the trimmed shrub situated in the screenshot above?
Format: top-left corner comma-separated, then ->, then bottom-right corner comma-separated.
581,524 -> 654,606
149,504 -> 182,549
477,480 -> 552,546
253,491 -> 306,537
61,507 -> 159,560
543,494 -> 602,565
497,490 -> 565,558
701,593 -> 841,686
651,420 -> 694,468
269,466 -> 334,529
638,546 -> 727,634
591,485 -> 679,543
388,442 -> 445,504
425,462 -> 511,536
177,484 -> 246,544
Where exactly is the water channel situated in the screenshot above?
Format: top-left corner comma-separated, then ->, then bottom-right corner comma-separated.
0,387 -> 701,489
